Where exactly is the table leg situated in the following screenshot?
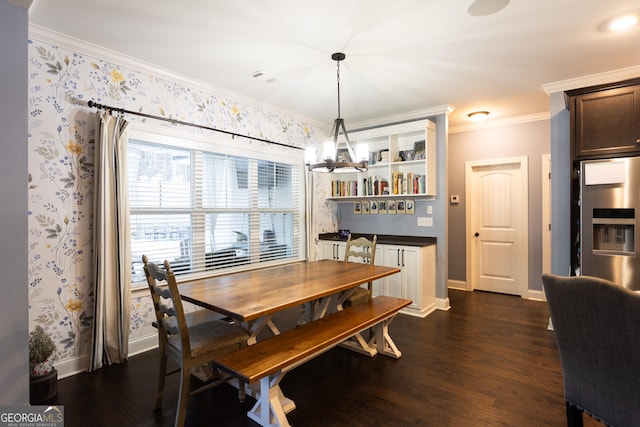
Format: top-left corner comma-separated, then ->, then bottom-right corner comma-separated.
244,314 -> 279,344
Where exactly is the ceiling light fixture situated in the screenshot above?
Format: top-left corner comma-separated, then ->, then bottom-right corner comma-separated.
608,14 -> 638,31
468,111 -> 490,122
305,53 -> 368,173
467,0 -> 510,17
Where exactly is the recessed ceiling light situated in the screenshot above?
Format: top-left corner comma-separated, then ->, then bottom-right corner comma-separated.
608,15 -> 638,31
468,111 -> 490,122
467,0 -> 509,17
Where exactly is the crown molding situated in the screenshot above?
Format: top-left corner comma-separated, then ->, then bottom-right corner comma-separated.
5,0 -> 32,9
542,65 -> 640,94
28,24 -> 328,129
449,112 -> 549,134
349,104 -> 455,131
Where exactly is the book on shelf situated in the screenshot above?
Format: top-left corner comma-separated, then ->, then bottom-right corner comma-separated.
331,172 -> 425,197
391,171 -> 425,195
379,149 -> 390,164
331,179 -> 358,197
362,175 -> 389,196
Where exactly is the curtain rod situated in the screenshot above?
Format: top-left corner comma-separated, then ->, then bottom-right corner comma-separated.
87,100 -> 303,150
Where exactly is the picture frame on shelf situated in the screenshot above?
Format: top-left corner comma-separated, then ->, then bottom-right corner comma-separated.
406,200 -> 415,214
399,150 -> 414,162
369,151 -> 378,165
354,201 -> 361,214
413,140 -> 425,160
388,200 -> 397,214
379,200 -> 387,214
397,200 -> 405,214
336,148 -> 351,162
370,201 -> 378,214
362,201 -> 370,214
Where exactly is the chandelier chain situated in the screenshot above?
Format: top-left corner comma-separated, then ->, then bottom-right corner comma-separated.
336,59 -> 341,119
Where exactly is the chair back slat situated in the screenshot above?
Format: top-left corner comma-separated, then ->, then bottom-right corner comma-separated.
152,284 -> 171,300
344,235 -> 377,264
142,255 -> 193,355
343,235 -> 378,303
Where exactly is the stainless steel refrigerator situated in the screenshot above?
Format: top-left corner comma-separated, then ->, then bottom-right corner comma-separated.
580,156 -> 640,290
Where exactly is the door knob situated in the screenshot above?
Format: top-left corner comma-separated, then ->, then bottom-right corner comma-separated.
474,232 -> 480,237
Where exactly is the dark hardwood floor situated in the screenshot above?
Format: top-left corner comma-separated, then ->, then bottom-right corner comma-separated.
49,290 -> 601,426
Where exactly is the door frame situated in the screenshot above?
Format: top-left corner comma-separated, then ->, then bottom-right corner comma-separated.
542,154 -> 551,278
464,156 -> 529,295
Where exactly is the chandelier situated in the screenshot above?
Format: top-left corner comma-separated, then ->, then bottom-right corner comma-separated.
305,53 -> 368,173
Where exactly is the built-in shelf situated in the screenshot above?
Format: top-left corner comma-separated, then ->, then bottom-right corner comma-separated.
328,119 -> 437,199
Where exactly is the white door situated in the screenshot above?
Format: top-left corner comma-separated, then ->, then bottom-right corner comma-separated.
466,157 -> 528,295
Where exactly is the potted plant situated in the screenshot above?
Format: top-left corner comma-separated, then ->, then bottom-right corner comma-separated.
29,325 -> 58,403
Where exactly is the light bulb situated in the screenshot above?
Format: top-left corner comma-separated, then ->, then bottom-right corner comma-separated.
609,15 -> 638,31
322,141 -> 336,161
304,146 -> 317,165
356,143 -> 369,162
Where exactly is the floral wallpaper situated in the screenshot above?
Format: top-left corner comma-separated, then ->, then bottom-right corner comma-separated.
27,33 -> 336,369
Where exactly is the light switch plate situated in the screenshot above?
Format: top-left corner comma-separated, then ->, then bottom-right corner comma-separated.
417,217 -> 433,227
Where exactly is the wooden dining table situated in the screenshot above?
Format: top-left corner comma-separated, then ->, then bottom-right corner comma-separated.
178,259 -> 401,343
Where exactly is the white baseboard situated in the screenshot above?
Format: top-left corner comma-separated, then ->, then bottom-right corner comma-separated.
401,303 -> 437,318
55,333 -> 158,379
447,279 -> 546,303
526,288 -> 546,302
435,297 -> 450,311
129,333 -> 159,357
55,354 -> 90,379
447,279 -> 467,291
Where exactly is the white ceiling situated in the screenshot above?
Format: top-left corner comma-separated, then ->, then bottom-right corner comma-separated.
28,0 -> 640,129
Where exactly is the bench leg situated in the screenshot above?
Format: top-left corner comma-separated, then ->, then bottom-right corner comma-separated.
373,315 -> 402,359
247,371 -> 295,427
339,331 -> 378,357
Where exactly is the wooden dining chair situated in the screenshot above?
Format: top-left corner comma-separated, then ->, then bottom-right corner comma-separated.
542,273 -> 640,427
142,255 -> 250,427
343,234 -> 378,307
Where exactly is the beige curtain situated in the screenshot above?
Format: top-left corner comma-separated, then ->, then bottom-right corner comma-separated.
89,112 -> 131,371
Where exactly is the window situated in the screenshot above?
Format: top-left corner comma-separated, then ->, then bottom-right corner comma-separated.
127,128 -> 305,286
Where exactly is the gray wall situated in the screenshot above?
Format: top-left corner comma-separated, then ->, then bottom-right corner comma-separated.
447,119 -> 550,292
549,93 -> 571,276
0,0 -> 29,405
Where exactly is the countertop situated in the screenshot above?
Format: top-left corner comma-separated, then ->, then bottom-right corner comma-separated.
318,233 -> 436,247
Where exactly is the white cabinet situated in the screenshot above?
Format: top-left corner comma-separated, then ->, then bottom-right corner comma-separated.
320,238 -> 436,318
378,244 -> 436,317
319,240 -> 346,260
328,119 -> 436,199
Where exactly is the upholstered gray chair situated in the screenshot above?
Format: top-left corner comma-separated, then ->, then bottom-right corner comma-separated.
542,273 -> 640,427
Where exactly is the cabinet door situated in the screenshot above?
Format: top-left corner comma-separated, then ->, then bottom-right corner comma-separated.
572,84 -> 640,157
319,241 -> 345,260
381,245 -> 404,298
398,246 -> 421,310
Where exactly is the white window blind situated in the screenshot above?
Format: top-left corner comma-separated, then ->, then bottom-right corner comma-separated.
127,129 -> 304,286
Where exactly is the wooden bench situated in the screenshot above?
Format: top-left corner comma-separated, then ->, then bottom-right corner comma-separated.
213,295 -> 411,427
